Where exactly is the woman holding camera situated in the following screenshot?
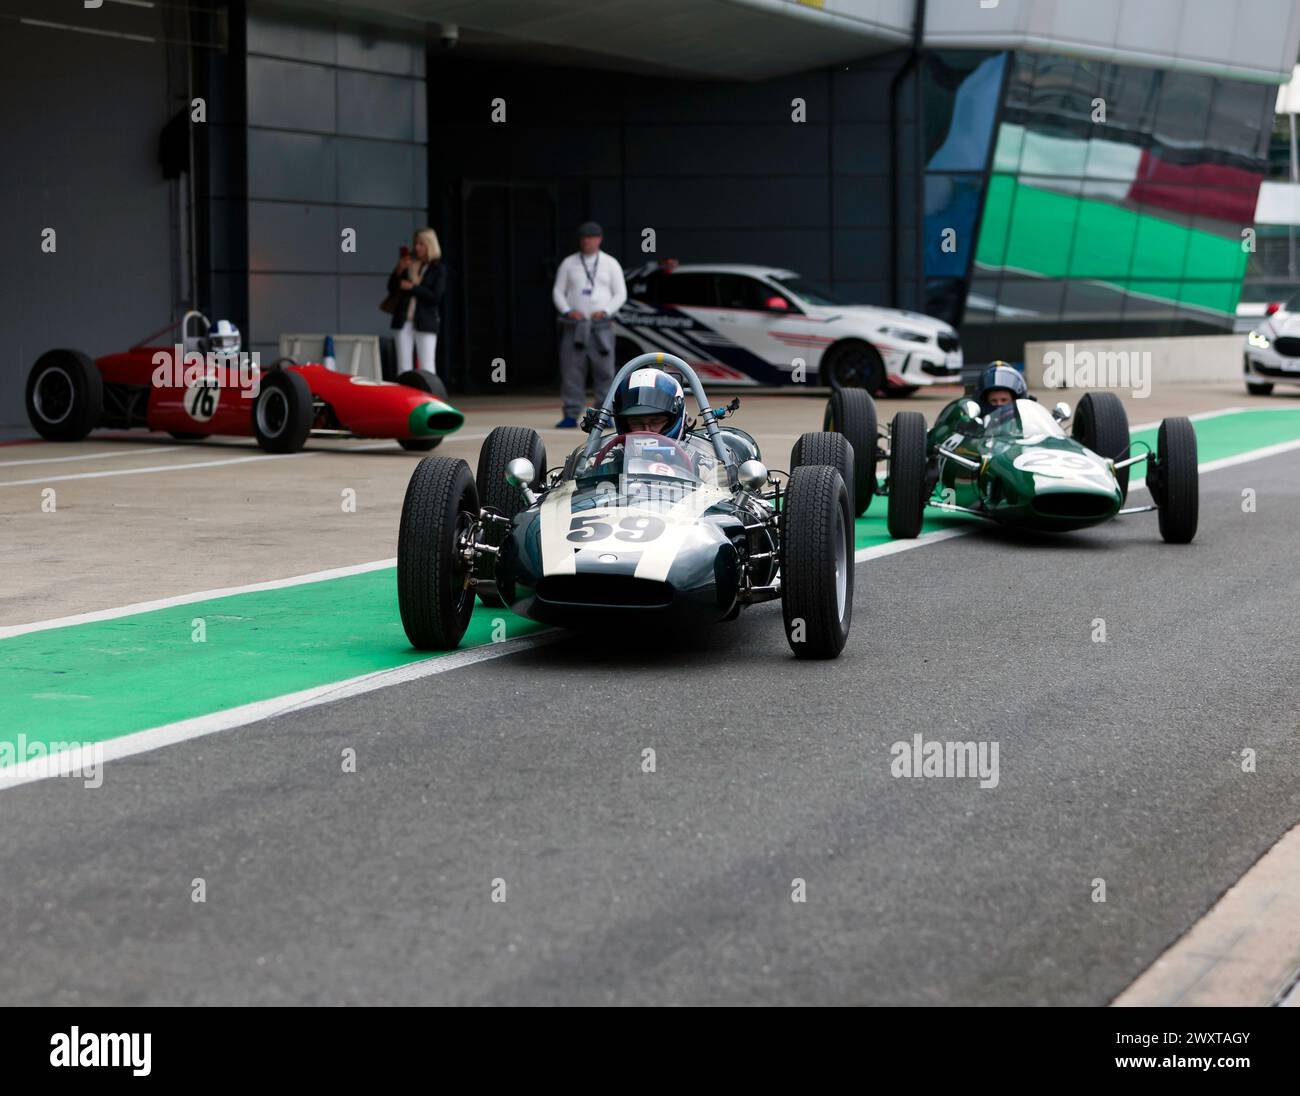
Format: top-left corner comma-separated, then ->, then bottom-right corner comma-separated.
388,227 -> 445,376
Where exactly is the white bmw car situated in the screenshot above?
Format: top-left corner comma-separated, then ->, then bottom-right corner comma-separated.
612,262 -> 962,394
1243,292 -> 1300,394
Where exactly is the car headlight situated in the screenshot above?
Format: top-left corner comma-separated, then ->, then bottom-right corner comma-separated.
878,326 -> 930,344
1247,330 -> 1270,350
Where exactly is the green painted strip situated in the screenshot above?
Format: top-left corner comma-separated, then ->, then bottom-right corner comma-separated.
3,408 -> 1298,763
1130,408 -> 1300,464
0,573 -> 545,755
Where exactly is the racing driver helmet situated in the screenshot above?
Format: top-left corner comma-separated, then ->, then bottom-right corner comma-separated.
614,367 -> 686,439
977,361 -> 1027,412
208,319 -> 242,357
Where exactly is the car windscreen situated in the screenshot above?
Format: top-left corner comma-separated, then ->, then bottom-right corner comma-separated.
982,399 -> 1066,440
772,276 -> 842,306
575,431 -> 724,487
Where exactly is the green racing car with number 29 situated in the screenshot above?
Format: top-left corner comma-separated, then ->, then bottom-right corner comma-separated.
822,363 -> 1199,545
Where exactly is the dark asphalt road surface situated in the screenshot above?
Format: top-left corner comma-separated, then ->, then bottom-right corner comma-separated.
2,450 -> 1298,1005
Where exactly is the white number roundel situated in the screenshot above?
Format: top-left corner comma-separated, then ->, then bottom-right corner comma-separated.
184,379 -> 220,422
1012,450 -> 1103,478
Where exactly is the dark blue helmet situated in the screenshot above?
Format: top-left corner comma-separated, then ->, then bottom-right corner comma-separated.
614,367 -> 686,439
977,362 -> 1027,411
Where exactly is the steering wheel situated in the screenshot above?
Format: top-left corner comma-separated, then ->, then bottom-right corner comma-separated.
592,432 -> 696,469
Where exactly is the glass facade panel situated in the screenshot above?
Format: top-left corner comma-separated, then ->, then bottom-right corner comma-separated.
1151,72 -> 1213,152
925,173 -> 984,279
1002,176 -> 1078,278
1130,206 -> 1192,279
1180,280 -> 1241,316
974,173 -> 1015,269
966,49 -> 1273,334
919,51 -> 1008,324
998,276 -> 1067,322
1068,198 -> 1138,279
1120,281 -> 1183,321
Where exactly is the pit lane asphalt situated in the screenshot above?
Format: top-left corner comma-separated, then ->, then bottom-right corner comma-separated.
1,449 -> 1297,1005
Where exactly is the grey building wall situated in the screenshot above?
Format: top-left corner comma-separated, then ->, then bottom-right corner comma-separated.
0,7 -> 175,426
244,5 -> 428,364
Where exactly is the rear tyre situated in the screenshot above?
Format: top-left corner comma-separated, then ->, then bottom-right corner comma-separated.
1246,381 -> 1274,396
474,426 -> 547,607
1150,417 -> 1198,544
1072,391 -> 1130,501
822,387 -> 877,516
251,369 -> 313,453
397,457 -> 480,649
26,350 -> 103,442
823,340 -> 886,395
397,369 -> 448,401
781,464 -> 853,659
791,432 -> 855,522
886,411 -> 928,539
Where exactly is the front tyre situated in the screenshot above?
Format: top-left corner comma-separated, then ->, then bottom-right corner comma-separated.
886,411 -> 928,539
1246,381 -> 1274,396
1073,391 -> 1130,501
822,386 -> 877,516
251,369 -> 313,453
1150,417 -> 1198,544
26,350 -> 103,442
781,464 -> 853,659
397,457 -> 480,649
475,426 -> 547,607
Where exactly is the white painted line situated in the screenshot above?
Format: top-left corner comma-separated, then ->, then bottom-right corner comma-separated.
854,524 -> 973,562
1198,437 -> 1300,473
1128,405 -> 1255,431
0,446 -> 180,468
0,558 -> 397,640
0,432 -> 505,482
0,631 -> 564,792
0,451 -> 310,486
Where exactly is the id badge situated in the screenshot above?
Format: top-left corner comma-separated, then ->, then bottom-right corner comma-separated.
581,288 -> 593,296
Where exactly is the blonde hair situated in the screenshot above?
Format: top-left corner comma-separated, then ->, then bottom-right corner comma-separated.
414,227 -> 442,262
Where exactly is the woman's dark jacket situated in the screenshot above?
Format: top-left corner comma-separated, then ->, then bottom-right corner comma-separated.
388,261 -> 445,333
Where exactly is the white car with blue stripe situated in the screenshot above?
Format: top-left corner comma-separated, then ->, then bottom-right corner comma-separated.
612,261 -> 963,394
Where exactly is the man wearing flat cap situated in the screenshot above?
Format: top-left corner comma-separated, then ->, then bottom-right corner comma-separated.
551,221 -> 627,428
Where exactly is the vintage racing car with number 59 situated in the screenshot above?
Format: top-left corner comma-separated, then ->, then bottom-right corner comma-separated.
398,352 -> 858,659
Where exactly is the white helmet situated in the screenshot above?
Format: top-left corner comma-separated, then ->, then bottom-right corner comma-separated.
208,319 -> 241,356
